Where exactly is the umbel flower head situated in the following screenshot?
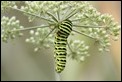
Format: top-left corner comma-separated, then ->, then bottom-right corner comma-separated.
1,1 -> 120,62
1,16 -> 24,43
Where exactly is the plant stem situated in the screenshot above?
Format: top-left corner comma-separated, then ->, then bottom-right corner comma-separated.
61,7 -> 72,21
64,9 -> 79,20
67,41 -> 74,53
71,19 -> 81,22
55,72 -> 61,81
46,11 -> 58,23
41,27 -> 56,42
73,25 -> 106,28
10,7 -> 54,23
16,25 -> 50,31
57,5 -> 60,21
72,29 -> 95,40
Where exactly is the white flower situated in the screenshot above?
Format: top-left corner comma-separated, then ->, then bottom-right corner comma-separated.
30,30 -> 34,35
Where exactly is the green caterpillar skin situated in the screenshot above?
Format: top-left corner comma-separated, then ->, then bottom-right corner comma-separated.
54,19 -> 72,73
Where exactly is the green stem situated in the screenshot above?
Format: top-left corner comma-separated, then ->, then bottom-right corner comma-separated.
64,9 -> 78,20
10,7 -> 54,23
61,7 -> 72,21
55,72 -> 61,81
72,29 -> 95,39
46,11 -> 58,23
71,19 -> 81,22
41,27 -> 55,42
57,5 -> 60,21
16,25 -> 50,31
73,25 -> 106,28
67,41 -> 74,53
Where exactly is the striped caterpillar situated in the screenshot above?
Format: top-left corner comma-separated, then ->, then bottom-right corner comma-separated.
54,19 -> 72,73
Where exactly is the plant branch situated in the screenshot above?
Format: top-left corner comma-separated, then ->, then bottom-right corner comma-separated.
64,9 -> 79,20
61,7 -> 72,21
55,72 -> 61,81
46,11 -> 58,23
16,25 -> 50,31
71,19 -> 81,22
67,41 -> 74,53
72,29 -> 95,40
10,7 -> 54,23
41,27 -> 56,42
57,5 -> 60,21
73,25 -> 107,28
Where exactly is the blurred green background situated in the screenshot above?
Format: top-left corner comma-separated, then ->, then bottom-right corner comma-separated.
1,1 -> 121,81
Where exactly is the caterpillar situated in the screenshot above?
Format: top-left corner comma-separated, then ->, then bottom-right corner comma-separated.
54,19 -> 72,73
